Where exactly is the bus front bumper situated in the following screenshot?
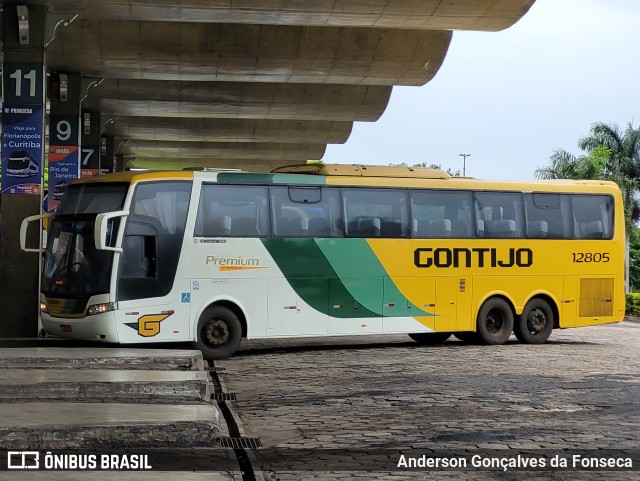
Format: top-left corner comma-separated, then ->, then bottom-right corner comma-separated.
41,312 -> 120,343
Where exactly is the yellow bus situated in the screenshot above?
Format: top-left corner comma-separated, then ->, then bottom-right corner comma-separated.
21,164 -> 625,359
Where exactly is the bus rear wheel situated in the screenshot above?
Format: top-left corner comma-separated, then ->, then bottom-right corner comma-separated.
195,305 -> 242,360
476,298 -> 514,345
514,298 -> 554,344
408,332 -> 451,344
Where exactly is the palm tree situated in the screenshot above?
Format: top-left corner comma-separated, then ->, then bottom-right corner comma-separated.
536,122 -> 640,235
579,123 -> 640,231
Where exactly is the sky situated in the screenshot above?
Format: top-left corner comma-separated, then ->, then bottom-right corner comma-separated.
323,0 -> 640,181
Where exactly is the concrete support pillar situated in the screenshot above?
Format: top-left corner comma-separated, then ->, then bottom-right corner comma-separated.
47,72 -> 81,212
80,111 -> 101,177
115,153 -> 126,173
100,135 -> 115,174
0,5 -> 46,337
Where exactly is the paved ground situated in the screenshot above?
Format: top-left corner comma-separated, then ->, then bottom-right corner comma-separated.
216,322 -> 640,480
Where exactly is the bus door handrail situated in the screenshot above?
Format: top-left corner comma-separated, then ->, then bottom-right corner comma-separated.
20,213 -> 53,253
95,210 -> 129,252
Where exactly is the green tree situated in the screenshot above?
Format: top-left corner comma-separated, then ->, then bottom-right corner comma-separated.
629,226 -> 640,291
580,123 -> 640,233
535,122 -> 640,235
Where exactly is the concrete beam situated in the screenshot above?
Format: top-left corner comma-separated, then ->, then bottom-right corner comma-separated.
104,117 -> 353,144
44,0 -> 535,32
119,140 -> 326,161
48,21 -> 452,85
84,79 -> 392,121
128,157 -> 304,173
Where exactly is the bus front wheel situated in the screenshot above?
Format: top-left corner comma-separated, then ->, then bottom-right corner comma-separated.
514,298 -> 554,344
408,332 -> 451,344
476,298 -> 514,345
195,305 -> 242,360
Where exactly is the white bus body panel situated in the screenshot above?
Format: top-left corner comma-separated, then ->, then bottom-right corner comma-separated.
114,276 -> 192,342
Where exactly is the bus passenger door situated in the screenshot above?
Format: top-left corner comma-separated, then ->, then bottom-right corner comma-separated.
435,277 -> 458,332
267,278 -> 328,336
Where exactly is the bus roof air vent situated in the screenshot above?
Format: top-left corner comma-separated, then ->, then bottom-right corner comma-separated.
271,164 -> 451,179
183,167 -> 244,172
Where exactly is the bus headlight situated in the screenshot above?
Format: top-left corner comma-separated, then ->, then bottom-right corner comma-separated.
40,302 -> 48,313
87,302 -> 115,316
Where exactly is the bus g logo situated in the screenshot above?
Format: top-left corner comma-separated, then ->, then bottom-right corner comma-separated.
125,312 -> 173,337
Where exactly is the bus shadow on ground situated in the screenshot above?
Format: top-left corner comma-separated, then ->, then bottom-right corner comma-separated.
0,338 -> 196,351
233,337 -> 594,358
0,337 -> 593,357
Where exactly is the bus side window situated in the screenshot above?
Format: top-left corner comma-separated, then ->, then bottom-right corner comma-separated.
524,193 -> 571,239
197,184 -> 269,237
410,190 -> 472,238
343,188 -> 409,238
474,192 -> 523,239
571,194 -> 614,239
270,186 -> 342,238
120,214 -> 163,279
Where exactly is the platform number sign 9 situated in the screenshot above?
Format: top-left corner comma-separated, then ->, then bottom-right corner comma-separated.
56,120 -> 72,142
2,63 -> 45,104
50,116 -> 79,146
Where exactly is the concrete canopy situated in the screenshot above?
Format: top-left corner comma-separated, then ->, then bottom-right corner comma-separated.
7,0 -> 536,171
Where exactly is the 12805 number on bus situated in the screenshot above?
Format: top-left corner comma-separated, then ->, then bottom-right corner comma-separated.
572,252 -> 610,263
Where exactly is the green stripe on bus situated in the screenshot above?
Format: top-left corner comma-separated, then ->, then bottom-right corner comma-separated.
261,238 -> 378,318
217,173 -> 326,185
316,239 -> 432,317
262,238 -> 432,318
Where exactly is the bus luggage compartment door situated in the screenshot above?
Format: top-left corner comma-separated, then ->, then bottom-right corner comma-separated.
267,278 -> 328,336
328,277 -> 383,334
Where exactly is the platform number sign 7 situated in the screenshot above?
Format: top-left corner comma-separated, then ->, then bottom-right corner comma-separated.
82,148 -> 96,167
3,63 -> 45,103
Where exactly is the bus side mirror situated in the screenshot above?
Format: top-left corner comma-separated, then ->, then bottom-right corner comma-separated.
20,213 -> 53,253
95,210 -> 129,252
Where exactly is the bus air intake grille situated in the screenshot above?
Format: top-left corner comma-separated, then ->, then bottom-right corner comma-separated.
46,297 -> 88,317
579,278 -> 614,317
217,436 -> 262,449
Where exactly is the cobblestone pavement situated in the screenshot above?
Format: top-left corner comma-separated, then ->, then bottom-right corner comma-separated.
216,322 -> 640,480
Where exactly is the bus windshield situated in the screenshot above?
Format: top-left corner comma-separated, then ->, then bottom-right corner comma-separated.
42,216 -> 115,296
8,158 -> 29,169
42,183 -> 129,297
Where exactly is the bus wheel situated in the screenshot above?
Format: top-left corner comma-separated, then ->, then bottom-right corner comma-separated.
476,298 -> 514,345
195,306 -> 242,360
514,298 -> 554,344
408,332 -> 451,344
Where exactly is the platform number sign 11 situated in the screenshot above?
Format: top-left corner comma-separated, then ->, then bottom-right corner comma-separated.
2,63 -> 45,104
